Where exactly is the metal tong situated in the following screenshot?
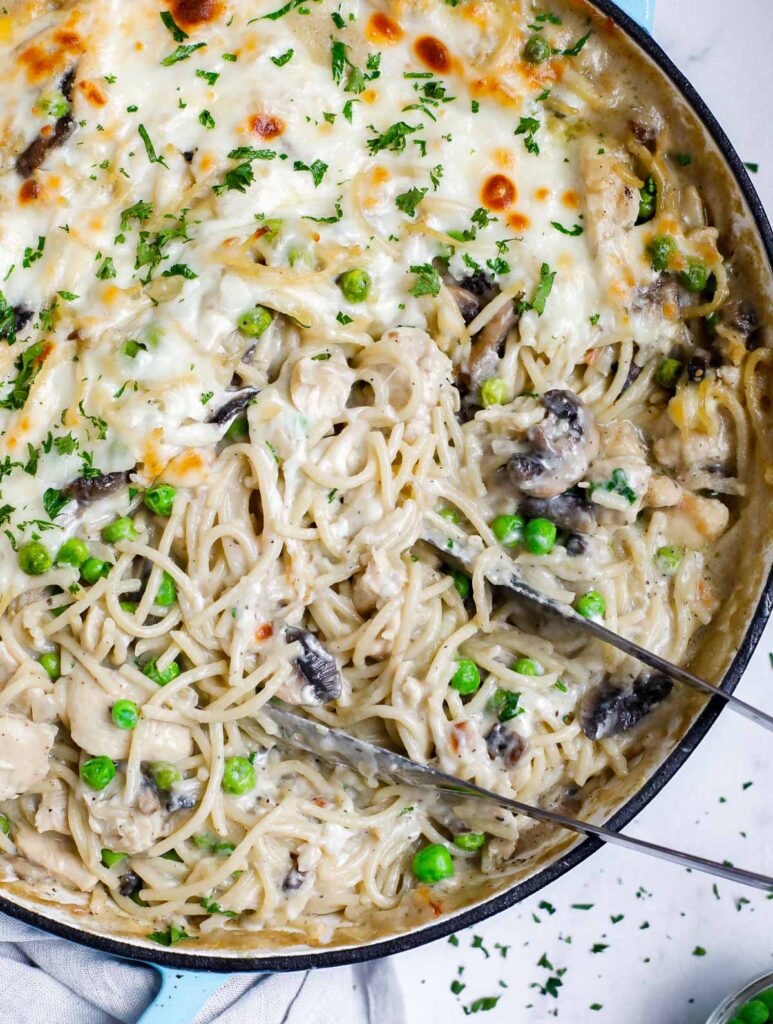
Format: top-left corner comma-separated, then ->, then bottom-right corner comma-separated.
421,530 -> 773,734
258,533 -> 773,892
262,704 -> 773,892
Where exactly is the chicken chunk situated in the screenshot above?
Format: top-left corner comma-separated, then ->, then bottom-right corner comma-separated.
0,716 -> 56,800
579,138 -> 639,256
663,492 -> 729,548
13,821 -> 97,892
290,349 -> 355,419
352,549 -> 408,614
34,779 -> 69,834
67,672 -> 192,763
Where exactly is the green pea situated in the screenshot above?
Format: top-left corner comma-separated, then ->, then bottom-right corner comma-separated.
144,484 -> 176,517
636,176 -> 657,225
18,541 -> 52,576
575,590 -> 606,621
438,506 -> 461,525
0,814 -> 11,836
338,268 -> 371,303
524,517 -> 556,555
480,377 -> 507,408
523,34 -> 552,63
450,569 -> 471,600
512,657 -> 542,676
655,357 -> 683,390
677,258 -> 709,293
142,658 -> 181,687
758,993 -> 773,1012
102,517 -> 137,544
150,761 -> 181,790
38,651 -> 61,680
654,545 -> 682,574
119,600 -> 138,614
225,416 -> 249,442
56,538 -> 89,568
237,304 -> 273,338
35,90 -> 68,118
121,339 -> 144,359
491,514 -> 524,548
111,699 -> 139,730
81,557 -> 111,584
192,833 -> 235,856
101,848 -> 127,868
80,755 -> 116,790
161,849 -> 183,862
453,832 -> 486,851
411,843 -> 454,883
222,755 -> 256,795
449,658 -> 481,695
646,234 -> 676,272
154,572 -> 177,607
738,1002 -> 770,1024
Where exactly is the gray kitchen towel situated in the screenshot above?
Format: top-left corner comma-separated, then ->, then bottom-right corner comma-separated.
0,916 -> 406,1023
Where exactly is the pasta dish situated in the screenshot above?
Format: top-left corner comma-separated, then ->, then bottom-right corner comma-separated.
0,0 -> 769,950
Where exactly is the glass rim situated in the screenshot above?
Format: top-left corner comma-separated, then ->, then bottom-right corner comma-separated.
707,970 -> 773,1023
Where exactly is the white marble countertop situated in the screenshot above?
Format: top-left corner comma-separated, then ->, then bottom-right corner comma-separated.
391,1 -> 773,1020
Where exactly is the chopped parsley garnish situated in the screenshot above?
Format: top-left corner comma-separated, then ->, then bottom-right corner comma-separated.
200,391 -> 214,405
271,48 -> 294,66
120,200 -> 153,232
57,291 -> 79,301
147,924 -> 196,946
302,196 -> 343,223
331,40 -> 348,83
96,256 -> 117,280
591,467 -> 636,504
367,121 -> 422,154
395,186 -> 427,217
42,488 -> 71,520
199,109 -> 215,129
293,158 -> 328,186
161,42 -> 206,67
250,0 -> 316,22
161,263 -> 198,279
0,341 -> 48,410
137,124 -> 167,167
560,30 -> 592,56
409,263 -> 440,297
23,236 -> 46,269
196,69 -> 220,85
551,220 -> 583,236
336,311 -> 352,325
199,895 -> 237,917
159,10 -> 188,41
515,116 -> 540,155
516,262 -> 556,317
0,292 -> 18,344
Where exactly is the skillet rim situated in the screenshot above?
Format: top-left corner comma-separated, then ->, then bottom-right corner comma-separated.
0,0 -> 771,973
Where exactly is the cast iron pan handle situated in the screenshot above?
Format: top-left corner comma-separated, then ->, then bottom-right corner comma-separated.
129,0 -> 655,1019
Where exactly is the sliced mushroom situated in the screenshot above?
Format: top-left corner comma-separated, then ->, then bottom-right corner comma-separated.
440,266 -> 495,325
63,470 -> 132,504
207,387 -> 259,426
509,390 -> 600,499
519,490 -> 596,534
118,869 -> 142,897
580,674 -> 672,740
282,853 -> 306,893
485,722 -> 527,767
16,69 -> 77,179
716,300 -> 759,351
629,106 -> 664,147
466,301 -> 518,390
565,533 -> 588,556
285,626 -> 342,705
166,778 -> 200,812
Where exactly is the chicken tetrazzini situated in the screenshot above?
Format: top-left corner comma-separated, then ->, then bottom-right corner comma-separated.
0,0 -> 769,949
